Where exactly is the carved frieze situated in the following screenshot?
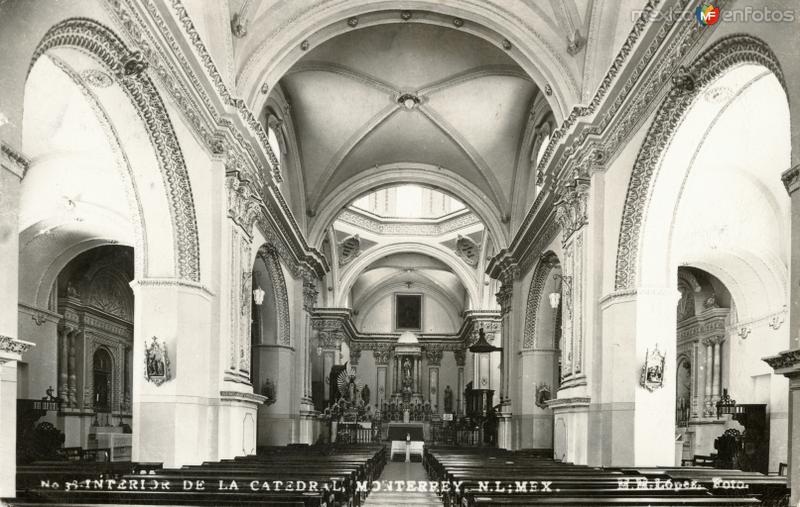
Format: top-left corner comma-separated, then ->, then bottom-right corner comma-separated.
0,335 -> 35,355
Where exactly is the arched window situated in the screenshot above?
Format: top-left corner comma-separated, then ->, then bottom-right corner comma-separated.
93,348 -> 113,412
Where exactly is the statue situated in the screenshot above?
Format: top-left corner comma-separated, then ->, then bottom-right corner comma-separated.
443,385 -> 453,413
336,368 -> 363,403
402,358 -> 412,384
361,384 -> 370,405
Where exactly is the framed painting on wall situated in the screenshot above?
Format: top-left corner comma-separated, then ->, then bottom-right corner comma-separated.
395,294 -> 422,330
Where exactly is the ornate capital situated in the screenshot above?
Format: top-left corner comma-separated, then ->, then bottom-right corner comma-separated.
782,165 -> 800,196
496,283 -> 513,315
226,173 -> 261,236
454,348 -> 467,367
554,176 -> 590,245
425,344 -> 444,366
317,330 -> 341,350
301,269 -> 319,313
373,343 -> 393,365
350,343 -> 362,365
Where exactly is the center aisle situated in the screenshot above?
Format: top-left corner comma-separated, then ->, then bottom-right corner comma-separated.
363,461 -> 443,506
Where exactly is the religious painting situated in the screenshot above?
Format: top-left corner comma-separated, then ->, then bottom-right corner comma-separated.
639,345 -> 665,392
395,294 -> 422,330
144,336 -> 172,386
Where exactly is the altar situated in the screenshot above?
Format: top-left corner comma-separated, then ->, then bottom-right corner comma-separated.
387,422 -> 424,462
390,331 -> 424,405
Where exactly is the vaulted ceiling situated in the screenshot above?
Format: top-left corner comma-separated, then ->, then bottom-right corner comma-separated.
274,23 -> 538,221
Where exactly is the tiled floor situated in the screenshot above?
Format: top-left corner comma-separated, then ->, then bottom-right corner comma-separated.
362,461 -> 443,506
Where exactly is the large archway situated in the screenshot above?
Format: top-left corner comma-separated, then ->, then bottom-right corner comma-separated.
611,34 -> 790,472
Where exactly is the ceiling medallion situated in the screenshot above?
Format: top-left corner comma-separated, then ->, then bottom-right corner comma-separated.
260,82 -> 269,95
545,84 -> 553,96
453,17 -> 464,28
81,69 -> 113,88
347,16 -> 358,28
703,85 -> 733,104
300,40 -> 310,51
397,92 -> 421,110
502,39 -> 512,51
401,10 -> 412,21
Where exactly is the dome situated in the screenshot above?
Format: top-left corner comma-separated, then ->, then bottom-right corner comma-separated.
397,331 -> 419,344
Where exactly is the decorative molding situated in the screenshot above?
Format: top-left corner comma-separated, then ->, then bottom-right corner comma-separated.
764,349 -> 800,373
782,165 -> 800,196
258,244 -> 291,346
31,18 -> 201,282
1,143 -> 30,179
523,253 -> 559,349
614,34 -> 785,290
220,390 -> 268,405
337,208 -> 480,236
80,69 -> 114,88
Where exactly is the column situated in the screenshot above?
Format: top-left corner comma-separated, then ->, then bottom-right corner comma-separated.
426,345 -> 443,411
323,349 -> 335,403
495,272 -> 515,450
1,147 -> 33,497
711,338 -> 722,404
691,341 -> 700,418
455,349 -> 466,415
764,164 -> 800,505
67,330 -> 77,408
413,357 -> 419,392
704,339 -> 713,416
57,323 -> 70,402
429,367 -> 439,411
130,279 -> 224,467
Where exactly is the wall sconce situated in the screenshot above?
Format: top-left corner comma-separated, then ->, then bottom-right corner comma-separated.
548,292 -> 561,310
549,273 -> 572,310
251,271 -> 266,306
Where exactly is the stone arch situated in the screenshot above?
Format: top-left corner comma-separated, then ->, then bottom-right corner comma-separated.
614,34 -> 786,290
308,162 -> 508,248
30,18 -> 201,282
256,244 -> 291,347
239,2 -> 579,121
522,252 -> 560,350
335,243 -> 480,308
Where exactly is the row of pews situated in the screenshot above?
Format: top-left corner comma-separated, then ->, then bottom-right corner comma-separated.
424,447 -> 789,506
12,443 -> 386,506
